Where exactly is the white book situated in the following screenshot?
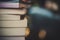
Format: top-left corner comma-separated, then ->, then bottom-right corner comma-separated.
0,28 -> 26,36
0,19 -> 27,27
0,2 -> 19,8
0,37 -> 25,40
0,15 -> 20,21
0,9 -> 26,15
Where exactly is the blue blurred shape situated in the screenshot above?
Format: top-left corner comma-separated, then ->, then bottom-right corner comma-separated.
29,6 -> 53,18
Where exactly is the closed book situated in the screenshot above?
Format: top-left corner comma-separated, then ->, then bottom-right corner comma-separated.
0,2 -> 19,8
0,20 -> 27,27
0,15 -> 20,21
0,28 -> 26,36
0,9 -> 26,15
0,37 -> 25,40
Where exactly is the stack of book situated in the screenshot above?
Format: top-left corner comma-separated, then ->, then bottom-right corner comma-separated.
0,0 -> 27,40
